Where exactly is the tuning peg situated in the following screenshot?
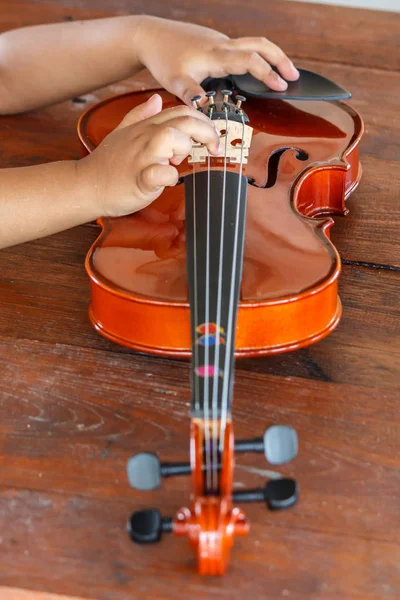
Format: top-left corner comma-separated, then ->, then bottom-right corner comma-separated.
126,452 -> 191,490
127,509 -> 173,544
235,425 -> 298,465
232,478 -> 298,510
265,478 -> 298,510
264,425 -> 298,464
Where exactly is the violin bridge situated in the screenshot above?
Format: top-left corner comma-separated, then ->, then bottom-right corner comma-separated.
188,121 -> 253,165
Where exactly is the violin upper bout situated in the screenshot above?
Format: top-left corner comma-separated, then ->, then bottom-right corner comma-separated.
174,499 -> 249,576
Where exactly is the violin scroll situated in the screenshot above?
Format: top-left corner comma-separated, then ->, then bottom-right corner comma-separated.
126,423 -> 298,575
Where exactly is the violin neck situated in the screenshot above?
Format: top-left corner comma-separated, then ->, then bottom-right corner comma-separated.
185,169 -> 248,420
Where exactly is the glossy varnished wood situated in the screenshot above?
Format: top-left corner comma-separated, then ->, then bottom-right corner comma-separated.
0,0 -> 399,599
78,89 -> 363,357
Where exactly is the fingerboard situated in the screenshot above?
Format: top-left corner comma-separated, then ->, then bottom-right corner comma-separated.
185,169 -> 248,420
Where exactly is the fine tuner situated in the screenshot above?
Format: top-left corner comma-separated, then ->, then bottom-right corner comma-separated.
191,89 -> 246,114
189,89 -> 253,165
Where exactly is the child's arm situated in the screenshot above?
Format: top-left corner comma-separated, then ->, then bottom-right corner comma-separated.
0,95 -> 220,248
0,16 -> 298,248
0,17 -> 144,114
0,16 -> 298,114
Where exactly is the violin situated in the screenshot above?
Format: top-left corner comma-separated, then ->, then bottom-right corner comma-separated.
77,70 -> 363,575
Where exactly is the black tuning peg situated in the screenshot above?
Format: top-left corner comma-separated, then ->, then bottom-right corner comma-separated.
233,478 -> 298,510
126,452 -> 191,490
235,425 -> 298,465
127,509 -> 173,544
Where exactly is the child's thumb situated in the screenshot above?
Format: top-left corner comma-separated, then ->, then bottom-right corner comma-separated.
115,93 -> 163,130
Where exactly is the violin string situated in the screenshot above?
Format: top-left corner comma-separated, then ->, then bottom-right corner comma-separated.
211,109 -> 229,491
204,149 -> 212,491
219,113 -> 246,452
192,160 -> 200,415
192,147 -> 212,491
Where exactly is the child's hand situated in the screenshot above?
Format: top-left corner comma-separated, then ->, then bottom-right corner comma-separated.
135,17 -> 299,107
79,93 -> 221,218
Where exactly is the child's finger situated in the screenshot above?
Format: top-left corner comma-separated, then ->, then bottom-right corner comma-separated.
146,126 -> 193,162
144,118 -> 221,161
165,75 -> 209,108
115,93 -> 163,130
218,48 -> 288,91
147,104 -> 212,126
139,163 -> 180,193
170,154 -> 187,165
228,37 -> 299,81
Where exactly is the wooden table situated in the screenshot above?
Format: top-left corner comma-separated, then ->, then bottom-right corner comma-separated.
0,1 -> 399,599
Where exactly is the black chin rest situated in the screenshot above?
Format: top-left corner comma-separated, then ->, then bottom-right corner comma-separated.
201,68 -> 351,101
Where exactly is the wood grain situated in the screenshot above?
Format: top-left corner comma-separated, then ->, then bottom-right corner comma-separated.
2,0 -> 399,70
1,334 -> 400,505
1,484 -> 400,600
0,0 -> 399,598
1,335 -> 400,599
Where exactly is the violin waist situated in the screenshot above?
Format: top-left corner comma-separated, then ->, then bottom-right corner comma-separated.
85,208 -> 342,358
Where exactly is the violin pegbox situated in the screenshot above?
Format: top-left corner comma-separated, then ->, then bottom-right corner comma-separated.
126,423 -> 299,569
188,90 -> 253,165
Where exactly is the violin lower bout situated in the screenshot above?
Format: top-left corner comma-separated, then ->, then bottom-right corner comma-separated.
87,274 -> 341,357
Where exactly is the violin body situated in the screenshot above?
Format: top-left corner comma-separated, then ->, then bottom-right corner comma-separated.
78,88 -> 363,358
78,77 -> 363,575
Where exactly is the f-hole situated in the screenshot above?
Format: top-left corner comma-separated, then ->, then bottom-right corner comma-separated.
248,147 -> 308,189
